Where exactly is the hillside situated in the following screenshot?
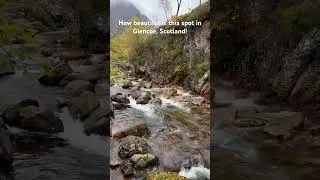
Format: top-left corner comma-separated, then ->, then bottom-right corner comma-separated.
110,0 -> 149,36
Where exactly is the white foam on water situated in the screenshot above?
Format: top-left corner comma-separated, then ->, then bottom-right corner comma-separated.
179,166 -> 210,180
57,107 -> 107,157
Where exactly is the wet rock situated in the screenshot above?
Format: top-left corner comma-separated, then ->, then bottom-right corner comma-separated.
130,154 -> 157,169
60,51 -> 88,61
64,80 -> 93,97
0,118 -> 13,175
56,97 -> 68,108
262,111 -> 305,140
17,99 -> 39,107
112,120 -> 150,139
213,107 -> 237,127
0,58 -> 14,77
128,90 -> 141,100
150,98 -> 162,106
111,93 -> 130,104
2,103 -> 64,133
191,96 -> 205,106
113,102 -> 130,110
200,149 -> 210,168
120,160 -> 134,176
59,72 -> 101,86
83,117 -> 109,136
144,82 -> 152,89
118,136 -> 151,159
233,118 -> 265,127
40,47 -> 53,57
136,93 -> 151,105
235,106 -> 260,118
122,80 -> 133,89
181,154 -> 205,169
88,54 -> 106,65
67,91 -> 100,121
164,88 -> 178,97
38,62 -> 72,86
83,105 -> 111,135
110,139 -> 121,168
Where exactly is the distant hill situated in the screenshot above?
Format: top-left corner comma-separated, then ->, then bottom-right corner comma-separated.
110,0 -> 149,36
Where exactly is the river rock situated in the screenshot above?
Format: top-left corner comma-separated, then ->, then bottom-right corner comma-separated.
2,103 -> 64,133
136,93 -> 151,105
38,62 -> 72,86
67,91 -> 100,121
118,136 -> 151,159
59,51 -> 88,61
233,118 -> 266,127
261,111 -> 305,140
59,72 -> 101,86
122,80 -> 133,89
111,93 -> 130,104
120,160 -> 134,176
64,80 -> 94,97
130,154 -> 157,169
128,90 -> 141,100
113,102 -> 130,110
191,96 -> 206,106
110,139 -> 121,168
150,98 -> 162,106
111,120 -> 150,139
83,105 -> 111,135
144,82 -> 152,89
40,47 -> 53,57
164,88 -> 178,97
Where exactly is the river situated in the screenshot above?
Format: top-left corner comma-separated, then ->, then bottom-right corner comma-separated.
0,71 -> 108,180
213,86 -> 320,180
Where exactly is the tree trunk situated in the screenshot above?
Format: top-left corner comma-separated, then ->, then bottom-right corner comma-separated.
176,0 -> 182,16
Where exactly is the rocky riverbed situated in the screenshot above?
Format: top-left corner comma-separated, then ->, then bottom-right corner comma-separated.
109,77 -> 210,179
212,79 -> 320,180
0,24 -> 109,179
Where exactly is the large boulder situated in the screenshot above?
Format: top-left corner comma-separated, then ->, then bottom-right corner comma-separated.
83,106 -> 111,136
67,91 -> 100,121
272,27 -> 320,103
1,100 -> 63,133
118,136 -> 151,159
136,92 -> 151,105
64,80 -> 94,97
111,93 -> 130,104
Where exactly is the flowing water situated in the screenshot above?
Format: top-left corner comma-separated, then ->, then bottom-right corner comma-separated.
111,85 -> 210,179
0,71 -> 108,180
212,87 -> 319,180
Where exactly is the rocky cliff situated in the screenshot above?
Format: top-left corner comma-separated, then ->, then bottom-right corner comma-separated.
212,0 -> 320,112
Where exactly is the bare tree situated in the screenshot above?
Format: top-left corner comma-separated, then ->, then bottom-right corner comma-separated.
176,0 -> 182,16
159,0 -> 172,21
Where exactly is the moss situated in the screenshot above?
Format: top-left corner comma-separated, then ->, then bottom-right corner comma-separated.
281,2 -> 320,39
145,172 -> 186,180
110,67 -> 123,84
196,61 -> 209,75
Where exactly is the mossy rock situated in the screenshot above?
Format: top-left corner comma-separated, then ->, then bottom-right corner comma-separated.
145,172 -> 186,180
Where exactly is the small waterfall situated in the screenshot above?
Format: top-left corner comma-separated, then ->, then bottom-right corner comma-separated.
57,107 -> 107,157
